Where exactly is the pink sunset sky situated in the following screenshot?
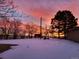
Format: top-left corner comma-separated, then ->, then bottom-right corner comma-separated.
14,0 -> 79,26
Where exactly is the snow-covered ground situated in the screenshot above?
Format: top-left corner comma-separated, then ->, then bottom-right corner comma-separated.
0,38 -> 79,59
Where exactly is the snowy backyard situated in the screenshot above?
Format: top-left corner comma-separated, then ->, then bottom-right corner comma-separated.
0,38 -> 79,59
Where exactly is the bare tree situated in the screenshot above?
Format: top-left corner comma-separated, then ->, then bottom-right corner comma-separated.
13,18 -> 21,39
0,0 -> 19,39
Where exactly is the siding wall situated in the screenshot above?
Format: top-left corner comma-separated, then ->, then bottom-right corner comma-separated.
66,30 -> 79,42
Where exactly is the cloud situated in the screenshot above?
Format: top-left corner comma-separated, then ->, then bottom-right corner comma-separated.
14,0 -> 79,26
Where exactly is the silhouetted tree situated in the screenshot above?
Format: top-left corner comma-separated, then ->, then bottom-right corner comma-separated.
0,0 -> 21,39
51,10 -> 77,38
44,25 -> 49,39
26,23 -> 37,38
12,19 -> 21,39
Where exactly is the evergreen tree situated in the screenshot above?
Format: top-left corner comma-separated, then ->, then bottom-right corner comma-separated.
51,10 -> 77,38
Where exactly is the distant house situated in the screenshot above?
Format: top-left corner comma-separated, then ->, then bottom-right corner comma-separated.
66,27 -> 79,42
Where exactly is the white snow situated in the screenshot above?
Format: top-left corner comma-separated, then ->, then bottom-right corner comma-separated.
0,38 -> 79,59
